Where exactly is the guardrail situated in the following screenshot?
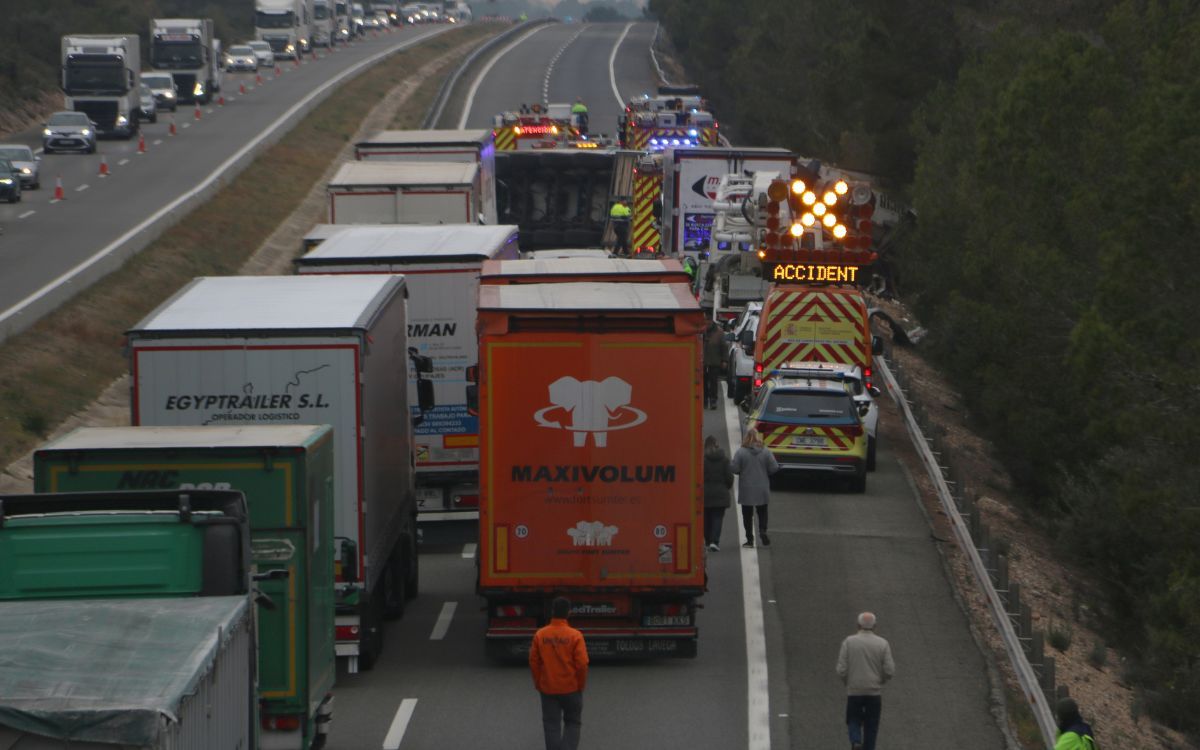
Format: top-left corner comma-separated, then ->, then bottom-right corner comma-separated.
878,354 -> 1061,749
422,19 -> 556,129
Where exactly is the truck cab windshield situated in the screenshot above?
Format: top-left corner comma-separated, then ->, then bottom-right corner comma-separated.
256,11 -> 297,28
64,60 -> 127,94
314,4 -> 330,19
151,42 -> 203,68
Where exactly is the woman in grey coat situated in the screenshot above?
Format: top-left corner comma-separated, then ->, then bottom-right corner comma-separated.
703,435 -> 734,551
730,428 -> 779,547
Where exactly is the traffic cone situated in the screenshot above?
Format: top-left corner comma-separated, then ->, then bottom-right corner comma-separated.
274,65 -> 281,77
98,154 -> 109,177
239,82 -> 246,95
194,103 -> 202,120
137,132 -> 146,153
293,55 -> 300,67
256,72 -> 264,85
169,116 -> 177,136
54,176 -> 65,200
217,94 -> 225,107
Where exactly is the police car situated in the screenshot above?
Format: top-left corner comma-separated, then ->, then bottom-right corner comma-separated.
745,371 -> 870,492
770,362 -> 882,470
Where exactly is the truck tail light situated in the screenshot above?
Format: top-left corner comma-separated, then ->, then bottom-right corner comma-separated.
454,494 -> 479,508
335,624 -> 360,642
495,604 -> 526,617
842,424 -> 864,438
262,714 -> 302,731
754,378 -> 763,388
754,363 -> 763,373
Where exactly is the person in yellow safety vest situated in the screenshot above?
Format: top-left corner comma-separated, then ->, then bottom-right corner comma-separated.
610,199 -> 632,256
571,97 -> 589,134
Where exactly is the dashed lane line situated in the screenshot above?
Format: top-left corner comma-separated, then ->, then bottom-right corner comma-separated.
18,210 -> 35,219
461,543 -> 476,559
381,698 -> 417,750
429,602 -> 457,641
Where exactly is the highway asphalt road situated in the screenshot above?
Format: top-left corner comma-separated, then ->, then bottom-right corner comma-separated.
0,23 -> 452,335
320,25 -> 1008,750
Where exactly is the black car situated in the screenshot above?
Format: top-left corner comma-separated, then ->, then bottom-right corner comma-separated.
0,158 -> 23,203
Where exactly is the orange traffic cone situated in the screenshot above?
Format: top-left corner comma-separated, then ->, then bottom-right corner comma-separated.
256,72 -> 264,85
293,55 -> 300,67
194,103 -> 202,120
239,82 -> 246,95
98,154 -> 109,177
217,94 -> 225,107
274,65 -> 281,76
169,116 -> 177,136
54,176 -> 65,200
138,132 -> 146,153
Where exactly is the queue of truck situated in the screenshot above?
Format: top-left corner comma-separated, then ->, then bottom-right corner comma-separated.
1,65 -> 897,744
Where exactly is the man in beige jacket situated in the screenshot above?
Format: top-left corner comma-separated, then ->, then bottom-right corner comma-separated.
836,612 -> 895,750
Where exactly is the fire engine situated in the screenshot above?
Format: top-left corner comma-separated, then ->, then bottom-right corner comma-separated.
492,102 -> 584,151
619,86 -> 720,151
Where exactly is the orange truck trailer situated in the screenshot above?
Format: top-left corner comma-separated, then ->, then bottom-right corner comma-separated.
476,281 -> 706,659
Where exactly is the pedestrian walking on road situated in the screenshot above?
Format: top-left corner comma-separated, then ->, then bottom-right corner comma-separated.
1054,697 -> 1098,750
836,611 -> 895,750
530,597 -> 589,750
703,321 -> 725,409
730,428 -> 778,547
703,435 -> 733,551
609,198 -> 632,256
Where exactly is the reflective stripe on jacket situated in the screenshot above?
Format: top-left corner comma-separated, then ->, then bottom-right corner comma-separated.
529,618 -> 589,694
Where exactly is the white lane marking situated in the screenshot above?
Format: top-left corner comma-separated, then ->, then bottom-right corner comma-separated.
0,27 -> 453,336
182,122 -> 191,129
609,22 -> 634,109
724,396 -> 771,750
542,25 -> 587,106
461,543 -> 476,559
153,139 -> 163,145
75,184 -> 89,192
457,24 -> 549,129
429,601 -> 457,641
382,698 -> 418,749
18,210 -> 35,219
118,158 -> 130,166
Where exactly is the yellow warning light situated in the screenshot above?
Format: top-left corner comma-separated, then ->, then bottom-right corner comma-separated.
790,179 -> 806,195
801,213 -> 816,226
813,203 -> 827,217
514,126 -> 523,135
833,224 -> 848,239
823,213 -> 837,228
823,191 -> 837,206
551,125 -> 559,134
757,249 -> 766,260
789,223 -> 804,237
834,180 -> 849,195
801,191 -> 817,206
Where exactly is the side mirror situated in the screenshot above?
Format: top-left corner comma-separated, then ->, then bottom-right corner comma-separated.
738,329 -> 754,348
868,385 -> 882,398
871,335 -> 884,355
408,348 -> 433,374
738,398 -> 751,414
858,403 -> 871,417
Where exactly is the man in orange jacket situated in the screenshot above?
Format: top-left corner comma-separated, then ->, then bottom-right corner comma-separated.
529,597 -> 589,750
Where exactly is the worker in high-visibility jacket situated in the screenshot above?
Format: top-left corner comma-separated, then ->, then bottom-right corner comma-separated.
609,199 -> 632,256
571,97 -> 589,134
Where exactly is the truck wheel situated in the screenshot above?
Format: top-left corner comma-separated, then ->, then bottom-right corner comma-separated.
866,437 -> 877,471
383,549 -> 407,620
403,527 -> 419,600
358,588 -> 385,671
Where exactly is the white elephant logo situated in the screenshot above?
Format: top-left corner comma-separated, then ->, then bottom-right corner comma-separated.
534,376 -> 647,447
567,520 -> 620,547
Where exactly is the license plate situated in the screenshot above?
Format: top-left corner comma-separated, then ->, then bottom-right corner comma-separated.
415,488 -> 442,509
793,436 -> 825,447
643,615 -> 691,626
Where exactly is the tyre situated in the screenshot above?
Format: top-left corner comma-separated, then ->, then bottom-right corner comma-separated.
382,548 -> 407,620
8,192 -> 17,204
150,112 -> 157,124
357,588 -> 385,671
849,468 -> 867,494
403,527 -> 419,600
86,144 -> 95,154
867,436 -> 877,472
32,181 -> 39,190
42,146 -> 53,155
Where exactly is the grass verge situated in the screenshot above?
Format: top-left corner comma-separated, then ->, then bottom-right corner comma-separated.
0,23 -> 500,468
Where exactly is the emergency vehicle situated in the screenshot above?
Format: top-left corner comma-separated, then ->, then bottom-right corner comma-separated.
619,88 -> 719,151
492,103 -> 584,151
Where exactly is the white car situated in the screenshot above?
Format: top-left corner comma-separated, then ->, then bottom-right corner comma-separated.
247,41 -> 275,68
224,45 -> 259,72
769,361 -> 882,470
723,301 -> 763,403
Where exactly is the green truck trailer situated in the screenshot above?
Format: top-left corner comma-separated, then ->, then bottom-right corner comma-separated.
0,489 -> 257,749
34,425 -> 337,750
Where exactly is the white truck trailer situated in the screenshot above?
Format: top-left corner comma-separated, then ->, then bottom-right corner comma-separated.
659,146 -> 795,258
354,129 -> 498,225
312,0 -> 337,46
127,275 -> 433,673
327,161 -> 490,225
60,34 -> 140,139
296,224 -> 520,522
150,18 -> 220,104
256,0 -> 312,59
